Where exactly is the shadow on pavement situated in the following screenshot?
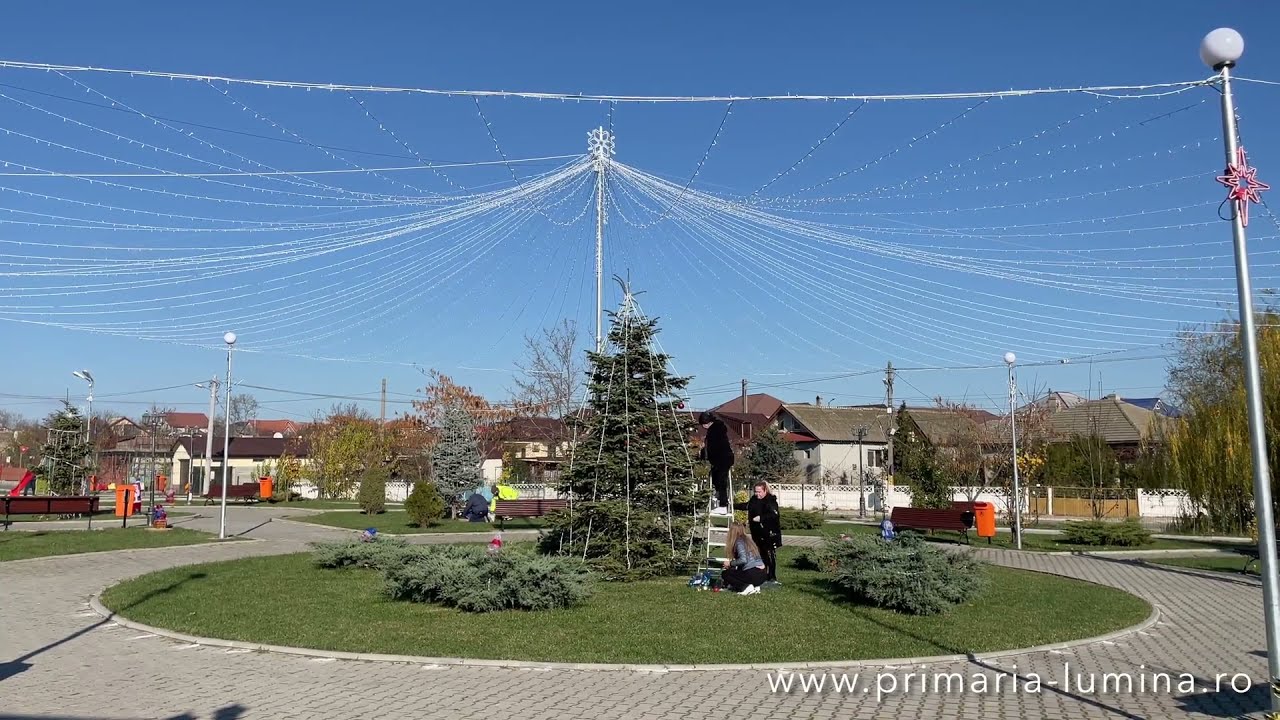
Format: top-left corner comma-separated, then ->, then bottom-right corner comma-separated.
0,572 -> 205,684
0,703 -> 247,719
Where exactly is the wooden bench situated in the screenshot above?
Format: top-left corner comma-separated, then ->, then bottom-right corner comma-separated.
890,506 -> 975,542
201,483 -> 260,505
3,495 -> 101,529
492,498 -> 568,530
1241,539 -> 1280,572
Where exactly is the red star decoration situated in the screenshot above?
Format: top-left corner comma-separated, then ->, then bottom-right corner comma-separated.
1217,146 -> 1270,227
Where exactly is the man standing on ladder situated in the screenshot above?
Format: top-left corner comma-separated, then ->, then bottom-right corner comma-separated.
699,411 -> 734,516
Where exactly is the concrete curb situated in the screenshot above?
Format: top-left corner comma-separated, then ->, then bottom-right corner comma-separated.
1036,547 -> 1246,558
86,575 -> 1161,673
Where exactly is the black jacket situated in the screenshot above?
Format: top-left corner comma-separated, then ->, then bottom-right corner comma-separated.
702,419 -> 735,468
746,493 -> 781,542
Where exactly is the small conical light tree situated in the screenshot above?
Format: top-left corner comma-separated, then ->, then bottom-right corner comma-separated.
542,290 -> 703,580
38,402 -> 94,495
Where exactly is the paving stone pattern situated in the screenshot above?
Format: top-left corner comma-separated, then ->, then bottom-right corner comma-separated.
0,507 -> 1272,719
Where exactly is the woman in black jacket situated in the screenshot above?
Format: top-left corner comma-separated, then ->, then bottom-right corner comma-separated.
746,481 -> 782,584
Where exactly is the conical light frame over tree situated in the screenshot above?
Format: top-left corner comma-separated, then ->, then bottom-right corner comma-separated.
542,281 -> 705,580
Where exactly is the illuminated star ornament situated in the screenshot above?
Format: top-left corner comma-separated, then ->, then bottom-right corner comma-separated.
1217,146 -> 1270,227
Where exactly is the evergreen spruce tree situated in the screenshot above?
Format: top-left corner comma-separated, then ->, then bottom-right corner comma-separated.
430,405 -> 483,514
541,295 -> 703,580
38,402 -> 94,495
743,423 -> 800,486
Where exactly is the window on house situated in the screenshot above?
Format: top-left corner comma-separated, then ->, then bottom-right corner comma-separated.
868,449 -> 887,468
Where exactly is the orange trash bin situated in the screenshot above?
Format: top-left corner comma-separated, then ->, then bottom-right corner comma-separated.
973,501 -> 996,538
114,486 -> 135,518
259,477 -> 274,499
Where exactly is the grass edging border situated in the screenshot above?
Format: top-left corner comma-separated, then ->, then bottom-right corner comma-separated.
273,515 -> 545,539
88,572 -> 1161,673
1,537 -> 260,564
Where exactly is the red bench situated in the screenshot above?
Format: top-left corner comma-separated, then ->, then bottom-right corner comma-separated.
202,483 -> 260,505
890,505 -> 975,542
492,498 -> 567,530
2,495 -> 101,529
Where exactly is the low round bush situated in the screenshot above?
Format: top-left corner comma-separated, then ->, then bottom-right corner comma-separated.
1060,518 -> 1152,547
809,533 -> 987,615
779,508 -> 824,530
311,539 -> 594,613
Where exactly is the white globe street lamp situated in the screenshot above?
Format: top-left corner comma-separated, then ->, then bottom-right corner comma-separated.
219,332 -> 237,539
72,370 -> 94,495
1004,353 -> 1021,550
1202,28 -> 1280,713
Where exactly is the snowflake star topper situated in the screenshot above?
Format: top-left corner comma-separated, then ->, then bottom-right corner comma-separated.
1217,146 -> 1270,227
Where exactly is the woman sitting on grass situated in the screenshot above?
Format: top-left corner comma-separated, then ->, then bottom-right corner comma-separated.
721,522 -> 768,595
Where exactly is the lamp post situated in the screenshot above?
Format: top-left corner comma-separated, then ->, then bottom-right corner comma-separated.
1202,28 -> 1280,717
219,332 -> 236,540
141,411 -> 160,514
1004,352 -> 1021,550
195,378 -> 218,506
72,370 -> 93,494
855,425 -> 868,518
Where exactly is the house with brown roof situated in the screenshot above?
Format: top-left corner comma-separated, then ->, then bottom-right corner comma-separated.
161,412 -> 210,435
1046,394 -> 1166,460
169,436 -> 310,494
233,418 -> 306,437
776,403 -> 894,483
479,417 -> 569,483
712,393 -> 785,420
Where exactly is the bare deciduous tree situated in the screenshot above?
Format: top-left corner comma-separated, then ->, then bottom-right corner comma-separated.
510,319 -> 585,423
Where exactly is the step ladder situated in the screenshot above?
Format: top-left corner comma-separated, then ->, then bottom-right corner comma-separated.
701,476 -> 733,584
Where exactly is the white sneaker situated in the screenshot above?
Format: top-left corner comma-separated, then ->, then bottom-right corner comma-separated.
739,585 -> 759,595
710,506 -> 730,516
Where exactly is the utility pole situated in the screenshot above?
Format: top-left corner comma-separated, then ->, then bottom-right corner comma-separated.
200,377 -> 217,505
588,126 -> 615,353
884,361 -> 895,472
380,378 -> 387,431
741,379 -> 748,413
856,426 -> 868,518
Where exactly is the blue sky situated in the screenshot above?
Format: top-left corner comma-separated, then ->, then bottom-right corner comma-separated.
2,1 -> 1279,426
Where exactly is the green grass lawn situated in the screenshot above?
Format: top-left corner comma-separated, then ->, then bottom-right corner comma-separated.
1146,554 -> 1259,577
100,547 -> 1150,664
296,510 -> 543,533
254,499 -> 401,511
0,527 -> 220,562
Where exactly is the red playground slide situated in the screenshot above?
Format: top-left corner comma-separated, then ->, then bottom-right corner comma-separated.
7,470 -> 35,496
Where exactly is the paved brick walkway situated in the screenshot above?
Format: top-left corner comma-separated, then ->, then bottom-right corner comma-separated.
0,507 -> 1273,719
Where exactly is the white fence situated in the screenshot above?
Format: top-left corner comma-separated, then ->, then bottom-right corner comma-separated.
284,478 -> 1191,520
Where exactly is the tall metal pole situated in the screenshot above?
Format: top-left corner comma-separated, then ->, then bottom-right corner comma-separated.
1218,60 -> 1280,716
148,414 -> 156,513
85,384 -> 93,495
219,333 -> 236,539
1006,355 -> 1022,550
588,126 -> 614,353
595,137 -> 605,353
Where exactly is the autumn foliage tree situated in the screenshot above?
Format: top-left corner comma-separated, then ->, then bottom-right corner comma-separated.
307,404 -> 385,499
